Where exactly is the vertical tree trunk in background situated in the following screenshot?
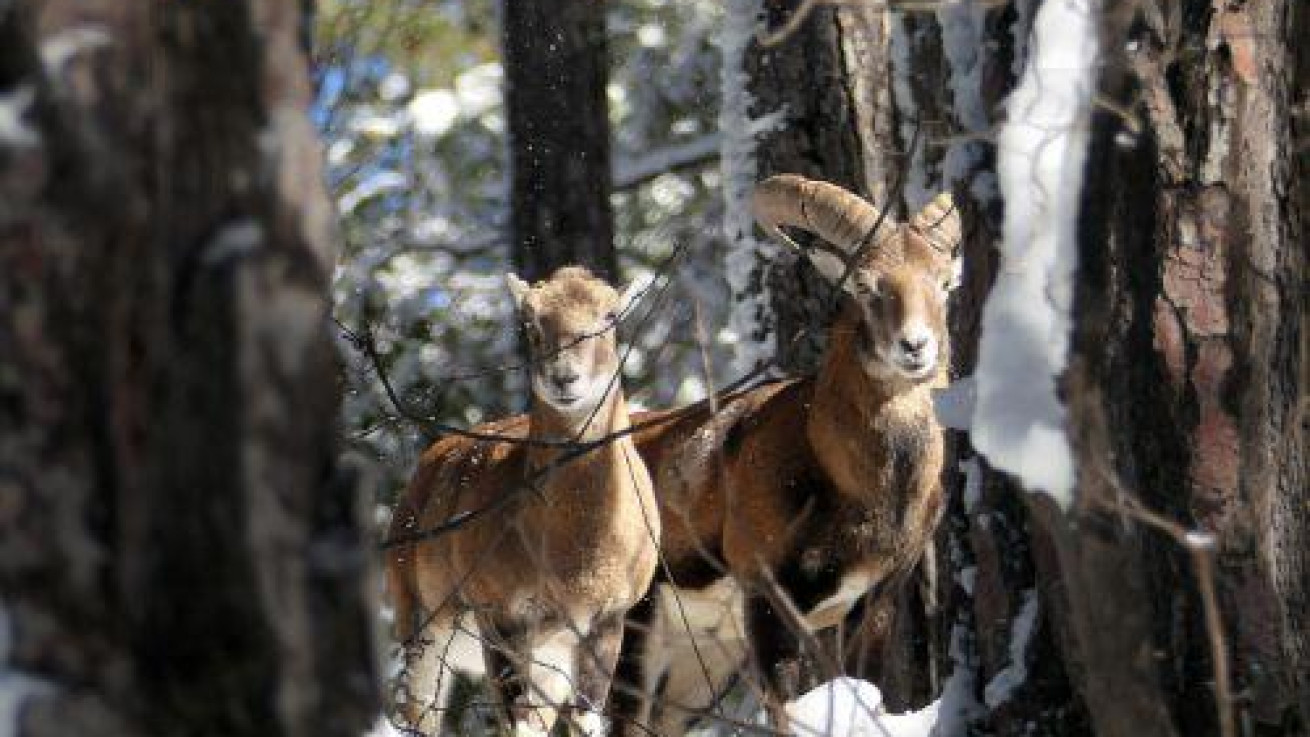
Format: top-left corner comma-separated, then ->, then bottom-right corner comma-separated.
745,0 -> 960,711
0,2 -> 378,736
503,0 -> 617,285
877,1 -> 1094,729
747,0 -> 899,373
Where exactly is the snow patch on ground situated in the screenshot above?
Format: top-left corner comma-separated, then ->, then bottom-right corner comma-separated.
787,678 -> 939,737
970,0 -> 1099,508
360,715 -> 404,737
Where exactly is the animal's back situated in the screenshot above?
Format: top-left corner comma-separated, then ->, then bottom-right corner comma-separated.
388,417 -> 531,618
631,378 -> 796,588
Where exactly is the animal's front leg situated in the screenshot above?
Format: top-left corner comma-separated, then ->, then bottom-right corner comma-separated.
512,625 -> 583,736
570,611 -> 627,735
608,595 -> 657,737
477,613 -> 533,735
481,615 -> 580,737
745,593 -> 806,731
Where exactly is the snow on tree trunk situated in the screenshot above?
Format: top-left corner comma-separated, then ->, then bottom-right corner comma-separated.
971,0 -> 1097,507
866,1 -> 1306,735
0,2 -> 379,735
719,0 -> 779,375
1033,0 -> 1307,734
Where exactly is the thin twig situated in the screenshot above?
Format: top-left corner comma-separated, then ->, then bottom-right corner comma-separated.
1087,469 -> 1235,737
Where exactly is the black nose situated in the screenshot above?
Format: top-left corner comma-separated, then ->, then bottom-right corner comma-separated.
899,336 -> 928,354
553,371 -> 579,389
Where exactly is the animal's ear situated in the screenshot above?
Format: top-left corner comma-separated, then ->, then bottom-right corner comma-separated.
506,272 -> 532,311
803,249 -> 854,290
615,273 -> 654,318
910,192 -> 961,255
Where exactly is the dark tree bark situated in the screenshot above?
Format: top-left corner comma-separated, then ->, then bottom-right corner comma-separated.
0,2 -> 379,736
883,1 -> 1307,735
503,0 -> 617,285
1058,1 -> 1307,734
748,0 -> 900,373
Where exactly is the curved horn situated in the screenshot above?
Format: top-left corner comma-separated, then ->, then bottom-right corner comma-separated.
751,174 -> 896,256
909,192 -> 961,255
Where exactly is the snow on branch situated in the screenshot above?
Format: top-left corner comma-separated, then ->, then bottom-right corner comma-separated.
614,133 -> 721,191
970,0 -> 1099,508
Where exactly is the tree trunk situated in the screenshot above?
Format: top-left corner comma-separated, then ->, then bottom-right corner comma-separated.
503,0 -> 617,285
743,0 -> 953,711
890,0 -> 1307,734
796,1 -> 1306,735
1059,1 -> 1307,733
875,1 -> 1095,729
0,2 -> 379,736
748,0 -> 899,373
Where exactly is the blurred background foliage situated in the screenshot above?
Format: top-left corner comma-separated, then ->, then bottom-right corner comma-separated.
314,0 -> 739,500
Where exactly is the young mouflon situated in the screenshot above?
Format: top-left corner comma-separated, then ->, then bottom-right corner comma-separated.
387,266 -> 659,736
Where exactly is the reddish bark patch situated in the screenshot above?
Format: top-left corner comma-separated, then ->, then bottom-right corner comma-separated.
1157,189 -> 1243,534
1212,0 -> 1259,85
1152,297 -> 1186,391
1161,214 -> 1229,338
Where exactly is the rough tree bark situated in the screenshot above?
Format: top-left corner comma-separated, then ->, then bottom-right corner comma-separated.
750,2 -> 1306,736
1058,1 -> 1307,734
503,0 -> 617,285
748,0 -> 900,373
0,2 -> 379,736
888,0 -> 1306,735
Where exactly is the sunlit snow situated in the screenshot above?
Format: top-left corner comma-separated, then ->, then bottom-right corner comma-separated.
409,88 -> 459,137
787,678 -> 941,737
971,0 -> 1098,508
455,63 -> 503,118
